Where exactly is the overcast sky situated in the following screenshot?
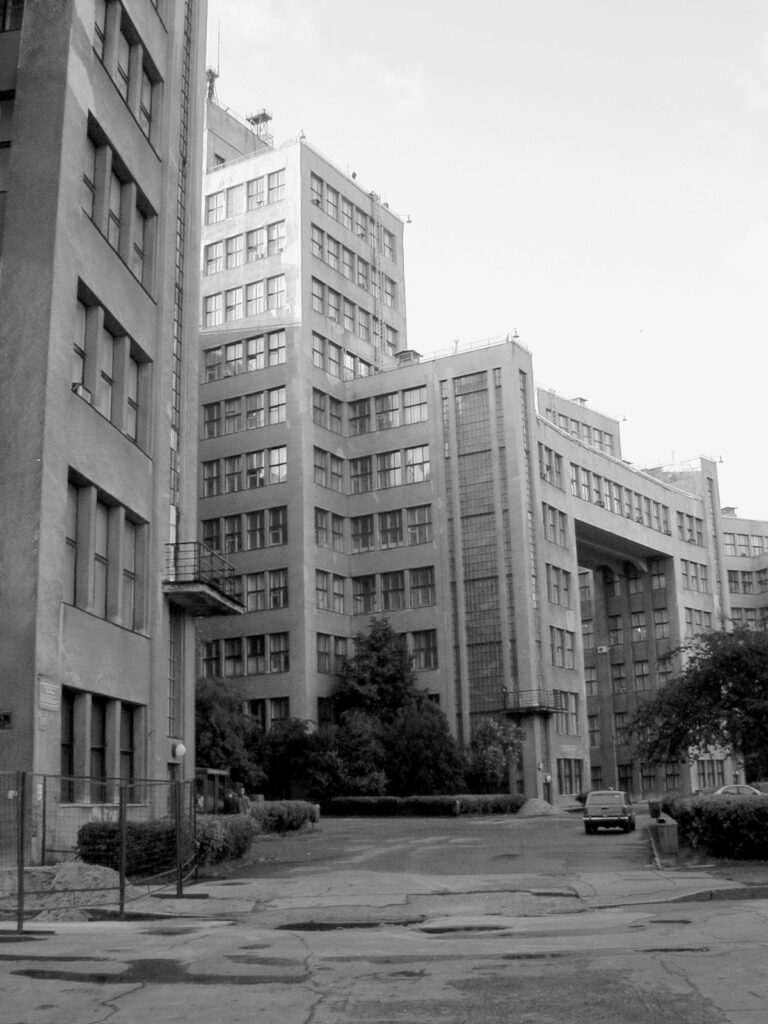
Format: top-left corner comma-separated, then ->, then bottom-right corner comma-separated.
206,0 -> 767,520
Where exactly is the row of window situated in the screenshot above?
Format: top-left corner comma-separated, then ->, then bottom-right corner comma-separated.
312,331 -> 382,380
605,658 -> 668,694
343,505 -> 433,551
311,227 -> 396,306
588,761 -> 688,796
201,633 -> 290,677
568,461 -> 675,537
309,172 -> 396,261
543,407 -> 615,455
205,169 -> 286,223
582,607 -> 671,647
65,475 -> 146,633
317,566 -> 436,613
244,697 -> 290,732
684,607 -> 713,637
680,559 -> 709,593
311,278 -> 397,349
204,221 -> 286,273
583,659 -> 675,698
60,688 -> 140,804
203,332 -> 286,380
728,569 -> 768,594
74,290 -> 148,446
202,387 -> 286,439
203,274 -> 286,325
202,447 -> 287,498
202,506 -> 288,554
94,0 -> 158,142
724,532 -> 768,557
83,120 -> 154,289
730,607 -> 768,630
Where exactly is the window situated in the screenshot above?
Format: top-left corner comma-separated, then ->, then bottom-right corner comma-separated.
349,398 -> 371,436
557,759 -> 583,796
546,565 -> 571,607
405,445 -> 430,484
584,665 -> 597,697
581,619 -> 594,649
206,191 -> 225,224
267,168 -> 285,203
312,278 -> 325,314
267,220 -> 285,255
226,234 -> 244,269
550,627 -> 575,668
331,515 -> 344,552
649,607 -> 669,641
332,574 -> 345,613
247,176 -> 265,209
409,566 -> 435,607
353,576 -> 376,614
402,386 -> 428,424
202,460 -> 220,497
267,275 -> 286,309
382,276 -> 395,307
588,715 -> 600,748
381,571 -> 405,611
634,660 -> 650,691
542,503 -> 567,546
316,633 -> 331,673
225,184 -> 244,218
379,510 -> 403,549
351,515 -> 375,553
314,508 -> 329,547
611,663 -> 627,694
311,223 -> 324,259
246,227 -> 266,261
316,570 -> 330,609
139,66 -> 154,138
202,518 -> 220,552
631,610 -> 647,642
377,450 -> 402,489
554,691 -> 579,735
269,445 -> 287,484
382,228 -> 395,261
224,514 -> 242,554
204,293 -> 223,327
407,505 -> 432,545
223,397 -> 243,434
223,455 -> 241,493
608,614 -> 623,646
205,240 -> 223,276
201,641 -> 219,679
411,630 -> 438,670
245,451 -> 264,488
614,712 -> 629,745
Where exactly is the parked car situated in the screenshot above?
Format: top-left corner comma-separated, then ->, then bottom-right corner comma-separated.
583,790 -> 636,834
713,784 -> 766,797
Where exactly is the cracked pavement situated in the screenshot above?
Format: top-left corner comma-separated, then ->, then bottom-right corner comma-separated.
3,812 -> 768,1023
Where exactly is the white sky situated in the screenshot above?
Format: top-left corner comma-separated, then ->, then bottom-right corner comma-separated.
206,0 -> 768,520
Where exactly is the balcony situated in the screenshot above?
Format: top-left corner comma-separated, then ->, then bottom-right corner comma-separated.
163,543 -> 244,616
506,689 -> 557,716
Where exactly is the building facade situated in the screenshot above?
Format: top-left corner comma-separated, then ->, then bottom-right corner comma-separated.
0,0 -> 237,798
199,102 -> 766,804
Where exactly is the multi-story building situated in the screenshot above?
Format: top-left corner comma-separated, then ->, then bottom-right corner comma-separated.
199,101 -> 765,803
0,0 -> 239,799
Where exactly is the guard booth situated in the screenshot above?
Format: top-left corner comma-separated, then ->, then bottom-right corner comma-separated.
195,768 -> 230,813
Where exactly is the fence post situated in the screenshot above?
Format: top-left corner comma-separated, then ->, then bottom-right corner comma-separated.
119,783 -> 127,920
16,771 -> 25,934
174,780 -> 183,898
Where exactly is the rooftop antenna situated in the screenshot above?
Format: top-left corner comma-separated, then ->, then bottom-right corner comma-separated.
246,109 -> 274,147
206,66 -> 218,101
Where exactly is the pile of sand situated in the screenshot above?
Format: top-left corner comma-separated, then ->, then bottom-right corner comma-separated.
516,798 -> 571,817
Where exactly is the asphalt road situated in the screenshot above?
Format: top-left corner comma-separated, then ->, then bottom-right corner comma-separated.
3,810 -> 768,1024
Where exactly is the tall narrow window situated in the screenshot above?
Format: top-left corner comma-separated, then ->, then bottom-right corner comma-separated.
139,67 -> 153,137
117,30 -> 131,100
122,518 -> 136,629
93,501 -> 109,618
64,482 -> 79,605
107,172 -> 122,250
90,696 -> 108,802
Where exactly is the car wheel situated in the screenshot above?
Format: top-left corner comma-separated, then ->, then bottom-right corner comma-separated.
630,818 -> 636,832
623,822 -> 631,833
584,824 -> 593,835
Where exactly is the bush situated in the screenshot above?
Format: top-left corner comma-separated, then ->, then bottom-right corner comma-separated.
326,794 -> 526,817
250,800 -> 318,833
195,813 -> 259,866
77,820 -> 179,875
664,795 -> 768,859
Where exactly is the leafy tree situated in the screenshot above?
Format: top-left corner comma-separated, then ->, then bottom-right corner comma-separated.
466,719 -> 526,793
385,701 -> 466,796
632,627 -> 768,779
334,617 -> 420,723
262,717 -> 314,799
195,680 -> 266,791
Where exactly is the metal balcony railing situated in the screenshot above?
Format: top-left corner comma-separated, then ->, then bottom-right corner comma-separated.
163,543 -> 243,616
506,689 -> 557,715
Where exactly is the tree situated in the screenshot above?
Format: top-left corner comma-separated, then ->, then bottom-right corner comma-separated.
195,680 -> 266,791
632,627 -> 768,779
385,701 -> 466,796
465,719 -> 527,794
334,617 -> 420,723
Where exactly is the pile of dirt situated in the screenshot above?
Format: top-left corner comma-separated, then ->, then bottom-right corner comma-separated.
0,861 -> 145,919
516,798 -> 571,818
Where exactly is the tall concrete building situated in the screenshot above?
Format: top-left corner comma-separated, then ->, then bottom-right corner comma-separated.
0,0 -> 238,798
199,101 -> 766,803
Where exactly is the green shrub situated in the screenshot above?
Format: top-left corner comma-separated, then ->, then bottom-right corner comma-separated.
326,794 -> 526,816
665,795 -> 768,859
195,813 -> 258,866
250,800 -> 317,833
77,820 -> 178,875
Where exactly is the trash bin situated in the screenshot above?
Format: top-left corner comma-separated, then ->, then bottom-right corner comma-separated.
648,799 -> 661,819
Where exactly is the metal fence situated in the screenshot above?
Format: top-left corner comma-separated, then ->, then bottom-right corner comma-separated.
0,773 -> 197,932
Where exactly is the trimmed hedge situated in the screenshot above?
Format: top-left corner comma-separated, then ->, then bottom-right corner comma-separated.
77,819 -> 178,875
250,800 -> 318,833
326,794 -> 527,817
663,794 -> 768,859
195,813 -> 259,866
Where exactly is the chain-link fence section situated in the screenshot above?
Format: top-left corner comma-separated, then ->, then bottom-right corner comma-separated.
0,773 -> 196,931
